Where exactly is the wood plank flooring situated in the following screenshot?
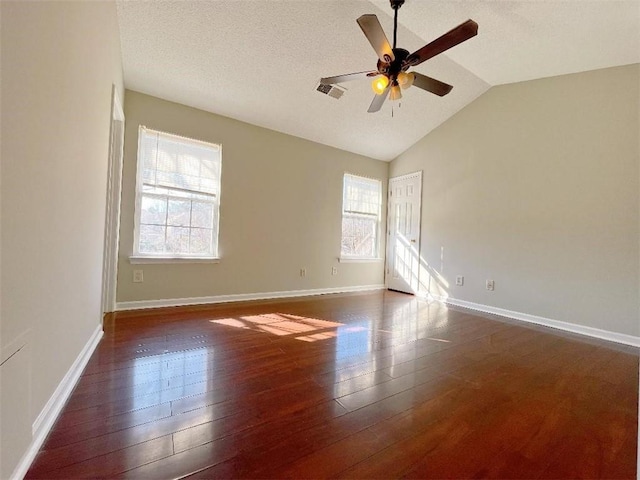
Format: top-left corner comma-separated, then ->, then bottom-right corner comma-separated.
26,291 -> 638,479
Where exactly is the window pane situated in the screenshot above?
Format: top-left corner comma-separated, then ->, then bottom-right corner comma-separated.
166,226 -> 190,253
179,155 -> 200,178
341,216 -> 376,257
140,195 -> 167,225
141,133 -> 158,185
146,130 -> 220,194
191,201 -> 214,228
343,174 -> 381,215
167,199 -> 191,227
155,144 -> 177,187
200,159 -> 218,180
139,225 -> 165,253
200,178 -> 216,193
190,228 -> 213,255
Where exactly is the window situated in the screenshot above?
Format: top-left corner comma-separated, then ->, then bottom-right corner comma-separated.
341,174 -> 382,259
132,126 -> 221,260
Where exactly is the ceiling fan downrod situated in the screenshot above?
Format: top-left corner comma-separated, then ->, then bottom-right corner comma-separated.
390,0 -> 404,49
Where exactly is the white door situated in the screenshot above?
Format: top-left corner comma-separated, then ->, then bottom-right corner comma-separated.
386,171 -> 422,294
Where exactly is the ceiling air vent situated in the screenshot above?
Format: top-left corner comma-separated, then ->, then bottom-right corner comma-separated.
316,83 -> 345,100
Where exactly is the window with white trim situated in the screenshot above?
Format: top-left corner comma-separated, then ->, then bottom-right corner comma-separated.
340,174 -> 382,259
133,126 -> 221,259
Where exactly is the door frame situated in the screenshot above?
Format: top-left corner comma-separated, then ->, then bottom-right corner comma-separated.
101,85 -> 125,315
385,171 -> 423,293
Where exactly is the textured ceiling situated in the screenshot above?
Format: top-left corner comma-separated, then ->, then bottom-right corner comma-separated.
116,0 -> 640,161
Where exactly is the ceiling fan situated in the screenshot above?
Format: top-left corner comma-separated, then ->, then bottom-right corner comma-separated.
320,0 -> 478,113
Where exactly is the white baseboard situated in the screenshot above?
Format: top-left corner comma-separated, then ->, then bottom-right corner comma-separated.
10,325 -> 103,480
115,284 -> 386,311
430,294 -> 639,348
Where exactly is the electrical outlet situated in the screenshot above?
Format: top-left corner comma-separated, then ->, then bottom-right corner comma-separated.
300,268 -> 306,277
332,267 -> 338,275
133,270 -> 144,283
456,275 -> 464,286
486,279 -> 495,291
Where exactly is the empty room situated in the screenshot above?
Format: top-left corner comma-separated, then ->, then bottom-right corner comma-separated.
1,0 -> 639,479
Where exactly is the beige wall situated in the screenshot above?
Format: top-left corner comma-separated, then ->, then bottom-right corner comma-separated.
390,64 -> 639,337
0,1 -> 123,477
117,91 -> 388,304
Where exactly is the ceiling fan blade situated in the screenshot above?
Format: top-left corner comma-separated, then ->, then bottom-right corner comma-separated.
357,14 -> 395,63
320,71 -> 378,85
406,19 -> 478,66
367,86 -> 390,113
411,73 -> 453,97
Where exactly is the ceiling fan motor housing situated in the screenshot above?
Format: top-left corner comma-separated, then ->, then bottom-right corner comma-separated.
378,48 -> 410,84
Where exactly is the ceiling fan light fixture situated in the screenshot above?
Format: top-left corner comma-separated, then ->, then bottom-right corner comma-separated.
398,71 -> 415,89
390,84 -> 402,101
371,75 -> 390,95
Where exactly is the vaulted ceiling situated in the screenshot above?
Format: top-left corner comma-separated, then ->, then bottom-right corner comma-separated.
116,1 -> 640,161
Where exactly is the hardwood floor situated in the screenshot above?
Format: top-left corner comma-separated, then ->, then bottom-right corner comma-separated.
26,290 -> 638,479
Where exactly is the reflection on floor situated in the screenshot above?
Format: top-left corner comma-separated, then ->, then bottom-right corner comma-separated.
25,290 -> 639,479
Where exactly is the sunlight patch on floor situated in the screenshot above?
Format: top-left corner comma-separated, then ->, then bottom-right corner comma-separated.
210,313 -> 343,342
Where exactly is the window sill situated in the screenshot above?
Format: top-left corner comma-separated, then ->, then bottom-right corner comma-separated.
339,257 -> 384,264
129,256 -> 220,265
